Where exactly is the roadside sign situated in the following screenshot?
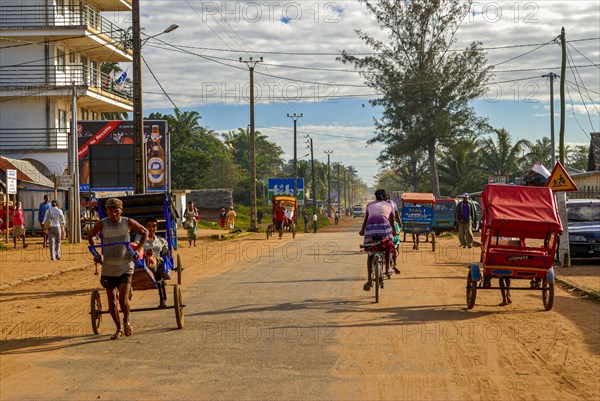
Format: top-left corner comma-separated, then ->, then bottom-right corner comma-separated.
7,169 -> 17,194
545,161 -> 578,192
56,175 -> 73,189
268,178 -> 304,205
488,175 -> 507,184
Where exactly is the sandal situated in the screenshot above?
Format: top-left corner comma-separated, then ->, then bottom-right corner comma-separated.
124,322 -> 133,337
363,281 -> 372,291
110,330 -> 123,340
394,267 -> 401,275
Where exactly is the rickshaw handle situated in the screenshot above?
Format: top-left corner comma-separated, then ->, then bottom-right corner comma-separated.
88,242 -> 138,260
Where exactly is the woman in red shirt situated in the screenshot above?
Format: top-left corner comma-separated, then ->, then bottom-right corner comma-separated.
11,201 -> 28,249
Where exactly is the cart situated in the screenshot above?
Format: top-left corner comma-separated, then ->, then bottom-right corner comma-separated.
465,185 -> 562,311
266,195 -> 297,239
401,192 -> 436,251
88,193 -> 185,334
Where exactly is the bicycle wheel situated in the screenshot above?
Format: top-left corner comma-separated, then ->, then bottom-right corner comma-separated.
374,254 -> 382,303
466,271 -> 477,309
542,278 -> 554,311
90,289 -> 102,335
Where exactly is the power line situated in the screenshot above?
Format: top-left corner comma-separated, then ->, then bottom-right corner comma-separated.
565,46 -> 599,131
141,55 -> 179,111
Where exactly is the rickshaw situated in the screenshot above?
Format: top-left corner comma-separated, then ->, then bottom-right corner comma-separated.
401,192 -> 436,251
466,185 -> 562,311
266,195 -> 297,239
88,193 -> 185,334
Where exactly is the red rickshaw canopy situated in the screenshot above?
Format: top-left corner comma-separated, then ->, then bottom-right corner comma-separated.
481,184 -> 562,238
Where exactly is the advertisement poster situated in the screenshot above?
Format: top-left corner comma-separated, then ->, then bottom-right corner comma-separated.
268,178 -> 304,205
77,120 -> 168,192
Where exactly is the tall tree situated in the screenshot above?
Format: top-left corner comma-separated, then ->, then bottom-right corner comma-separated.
523,137 -> 553,168
438,138 -> 483,195
477,128 -> 530,180
339,0 -> 493,197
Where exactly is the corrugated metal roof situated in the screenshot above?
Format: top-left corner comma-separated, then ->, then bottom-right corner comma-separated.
0,156 -> 55,188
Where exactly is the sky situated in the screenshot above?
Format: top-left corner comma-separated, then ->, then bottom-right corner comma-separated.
120,0 -> 600,186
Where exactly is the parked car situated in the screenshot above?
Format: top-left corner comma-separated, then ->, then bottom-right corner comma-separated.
566,199 -> 600,258
352,205 -> 365,218
432,198 -> 458,235
471,200 -> 482,232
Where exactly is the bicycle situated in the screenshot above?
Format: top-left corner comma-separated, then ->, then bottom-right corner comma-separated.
360,238 -> 396,303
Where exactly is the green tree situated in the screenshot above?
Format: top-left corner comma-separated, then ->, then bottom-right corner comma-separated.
339,0 -> 493,197
438,138 -> 484,195
523,137 -> 553,168
477,128 -> 530,181
567,145 -> 589,171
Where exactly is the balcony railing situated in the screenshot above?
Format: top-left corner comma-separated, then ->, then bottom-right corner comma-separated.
0,128 -> 68,151
0,64 -> 133,101
0,4 -> 131,51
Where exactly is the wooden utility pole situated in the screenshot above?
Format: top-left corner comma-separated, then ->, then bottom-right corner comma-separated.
542,72 -> 558,167
240,57 -> 263,231
287,113 -> 303,198
324,150 -> 333,216
557,27 -> 570,267
132,0 -> 146,194
559,27 -> 566,165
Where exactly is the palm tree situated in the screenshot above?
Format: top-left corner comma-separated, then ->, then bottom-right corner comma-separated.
477,128 -> 531,180
523,137 -> 553,169
438,138 -> 483,195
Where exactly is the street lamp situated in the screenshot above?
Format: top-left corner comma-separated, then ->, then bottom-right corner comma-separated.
287,113 -> 303,198
133,0 -> 178,194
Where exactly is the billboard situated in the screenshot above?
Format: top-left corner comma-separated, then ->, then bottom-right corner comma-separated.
77,120 -> 168,192
268,178 -> 304,205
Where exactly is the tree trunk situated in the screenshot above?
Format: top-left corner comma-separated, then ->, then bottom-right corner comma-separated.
411,159 -> 419,192
428,140 -> 441,198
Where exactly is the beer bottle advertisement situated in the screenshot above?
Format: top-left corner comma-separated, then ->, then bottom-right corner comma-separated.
147,124 -> 166,190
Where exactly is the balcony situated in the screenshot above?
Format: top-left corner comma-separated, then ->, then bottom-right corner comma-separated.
0,64 -> 133,102
0,4 -> 131,54
0,128 -> 69,152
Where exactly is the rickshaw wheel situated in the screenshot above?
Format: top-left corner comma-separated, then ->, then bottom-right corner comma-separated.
174,284 -> 184,329
431,233 -> 436,252
542,279 -> 554,311
176,254 -> 183,285
466,272 -> 477,309
90,289 -> 102,335
266,224 -> 273,239
292,224 -> 296,238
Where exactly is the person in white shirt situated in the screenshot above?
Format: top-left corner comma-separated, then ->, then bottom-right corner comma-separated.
41,200 -> 65,260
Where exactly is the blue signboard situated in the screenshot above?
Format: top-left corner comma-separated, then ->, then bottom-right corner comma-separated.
401,204 -> 434,233
268,178 -> 304,204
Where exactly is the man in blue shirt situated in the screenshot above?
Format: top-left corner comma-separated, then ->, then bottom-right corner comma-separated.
38,195 -> 51,247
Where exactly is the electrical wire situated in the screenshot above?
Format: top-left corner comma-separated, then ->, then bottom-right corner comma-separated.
565,46 -> 599,130
141,55 -> 180,112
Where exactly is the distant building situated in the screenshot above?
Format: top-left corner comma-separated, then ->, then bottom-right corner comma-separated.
0,0 -> 133,176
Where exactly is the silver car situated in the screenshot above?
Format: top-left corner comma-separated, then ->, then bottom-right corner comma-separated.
352,206 -> 365,218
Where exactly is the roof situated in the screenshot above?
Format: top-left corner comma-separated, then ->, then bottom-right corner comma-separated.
0,156 -> 55,188
401,192 -> 436,204
481,184 -> 562,237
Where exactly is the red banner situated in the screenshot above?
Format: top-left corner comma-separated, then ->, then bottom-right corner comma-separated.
77,121 -> 121,159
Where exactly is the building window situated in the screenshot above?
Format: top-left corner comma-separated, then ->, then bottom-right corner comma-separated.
57,49 -> 66,72
80,108 -> 89,120
91,112 -> 98,120
68,51 -> 76,64
58,109 -> 67,131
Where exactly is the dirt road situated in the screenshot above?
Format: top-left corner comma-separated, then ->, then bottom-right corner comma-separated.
1,218 -> 598,400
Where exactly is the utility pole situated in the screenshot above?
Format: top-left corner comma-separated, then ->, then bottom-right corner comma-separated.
69,82 -> 81,242
557,27 -> 570,267
343,169 -> 347,213
287,113 -> 303,198
336,163 -> 340,212
542,72 -> 558,167
240,57 -> 263,231
307,137 -> 317,219
324,150 -> 333,217
559,27 -> 566,165
132,0 -> 145,194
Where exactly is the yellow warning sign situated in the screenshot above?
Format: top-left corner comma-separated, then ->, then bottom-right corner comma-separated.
545,161 -> 578,192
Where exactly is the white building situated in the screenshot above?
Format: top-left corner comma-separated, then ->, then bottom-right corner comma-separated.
0,0 -> 133,176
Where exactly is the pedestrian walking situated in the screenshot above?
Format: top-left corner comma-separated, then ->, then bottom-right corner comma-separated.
219,207 -> 227,229
454,193 -> 477,248
42,200 -> 65,260
11,201 -> 28,249
312,212 -> 318,233
38,194 -> 51,247
226,205 -> 237,232
183,200 -> 199,247
257,210 -> 263,225
303,210 -> 309,233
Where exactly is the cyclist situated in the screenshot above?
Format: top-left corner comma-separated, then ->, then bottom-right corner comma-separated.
359,189 -> 398,291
